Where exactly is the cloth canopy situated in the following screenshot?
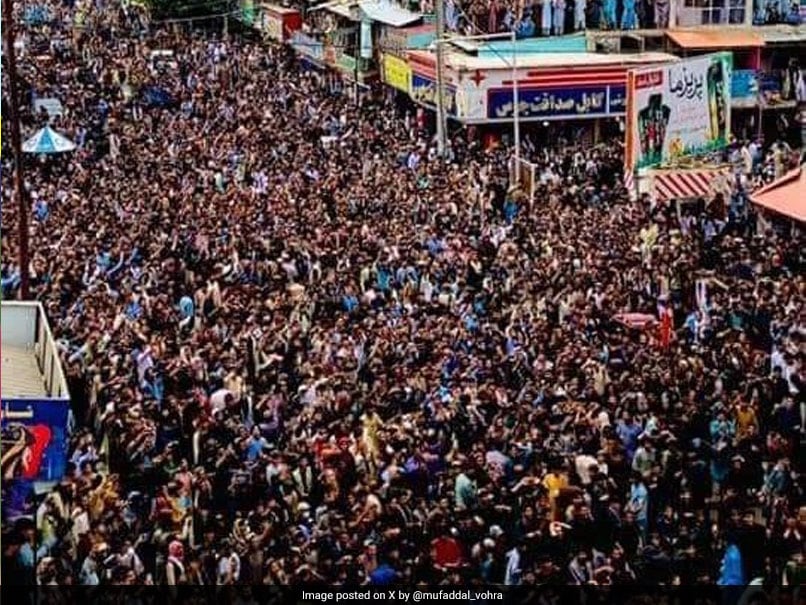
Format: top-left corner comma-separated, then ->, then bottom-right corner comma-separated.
667,30 -> 765,49
22,126 -> 76,154
312,0 -> 422,25
359,1 -> 422,26
749,166 -> 806,223
651,168 -> 731,202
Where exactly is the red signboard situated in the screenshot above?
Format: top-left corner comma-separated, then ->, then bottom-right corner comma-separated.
635,70 -> 663,89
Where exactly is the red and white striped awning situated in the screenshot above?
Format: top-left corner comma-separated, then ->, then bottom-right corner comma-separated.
652,169 -> 731,202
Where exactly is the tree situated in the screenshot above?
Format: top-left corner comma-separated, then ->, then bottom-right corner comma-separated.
146,0 -> 236,20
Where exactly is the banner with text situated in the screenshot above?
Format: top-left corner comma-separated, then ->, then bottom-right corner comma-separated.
487,85 -> 626,120
625,52 -> 732,171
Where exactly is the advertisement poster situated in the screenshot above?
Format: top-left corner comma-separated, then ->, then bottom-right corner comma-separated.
2,399 -> 70,483
1,399 -> 70,521
625,52 -> 732,170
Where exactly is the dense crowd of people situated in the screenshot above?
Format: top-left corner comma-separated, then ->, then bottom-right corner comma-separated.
1,0 -> 804,588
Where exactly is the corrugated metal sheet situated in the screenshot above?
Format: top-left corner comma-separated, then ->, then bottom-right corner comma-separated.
359,1 -> 421,26
313,0 -> 422,26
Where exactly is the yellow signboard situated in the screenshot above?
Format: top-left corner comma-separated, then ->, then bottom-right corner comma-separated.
382,54 -> 412,94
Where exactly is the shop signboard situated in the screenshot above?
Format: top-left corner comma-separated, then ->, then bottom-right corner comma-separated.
261,10 -> 283,41
360,20 -> 373,60
411,73 -> 457,116
732,69 -> 759,103
487,84 -> 626,120
240,0 -> 256,25
338,53 -> 357,75
609,85 -> 627,113
291,31 -> 324,63
489,86 -> 606,119
382,54 -> 412,93
624,52 -> 732,171
254,5 -> 302,41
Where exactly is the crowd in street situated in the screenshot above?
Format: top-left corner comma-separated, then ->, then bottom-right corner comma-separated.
1,0 -> 804,587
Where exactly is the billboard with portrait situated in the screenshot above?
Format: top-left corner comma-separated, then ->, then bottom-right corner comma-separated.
2,399 -> 70,483
2,399 -> 71,521
625,52 -> 732,171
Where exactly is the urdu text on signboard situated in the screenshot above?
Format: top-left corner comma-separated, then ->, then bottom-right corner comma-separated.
625,52 -> 732,170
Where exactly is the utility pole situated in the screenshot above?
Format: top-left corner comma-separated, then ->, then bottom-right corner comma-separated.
3,0 -> 31,300
354,25 -> 360,107
511,30 -> 520,181
434,0 -> 447,157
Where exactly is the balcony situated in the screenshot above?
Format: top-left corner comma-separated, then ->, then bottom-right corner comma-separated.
676,0 -> 748,26
752,0 -> 803,24
412,0 -> 800,35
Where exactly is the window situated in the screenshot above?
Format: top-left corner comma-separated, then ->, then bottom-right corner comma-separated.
678,0 -> 745,25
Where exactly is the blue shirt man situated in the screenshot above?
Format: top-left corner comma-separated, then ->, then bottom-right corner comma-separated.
617,416 -> 642,461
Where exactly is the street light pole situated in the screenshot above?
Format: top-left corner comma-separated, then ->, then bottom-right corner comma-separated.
437,32 -> 521,179
354,26 -> 360,107
3,0 -> 31,300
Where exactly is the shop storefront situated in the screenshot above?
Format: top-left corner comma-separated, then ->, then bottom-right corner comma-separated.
401,49 -> 676,135
376,49 -> 678,147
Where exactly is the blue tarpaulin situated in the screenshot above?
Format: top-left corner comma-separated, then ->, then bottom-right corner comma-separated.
22,126 -> 76,154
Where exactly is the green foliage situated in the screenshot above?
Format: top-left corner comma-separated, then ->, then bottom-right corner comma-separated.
147,0 -> 236,19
